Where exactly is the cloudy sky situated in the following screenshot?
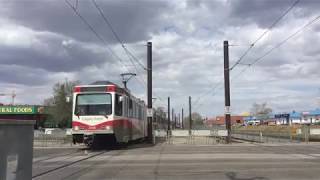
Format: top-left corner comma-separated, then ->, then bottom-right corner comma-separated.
0,0 -> 319,117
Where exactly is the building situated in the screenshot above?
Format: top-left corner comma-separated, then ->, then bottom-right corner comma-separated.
205,116 -> 244,126
290,111 -> 302,124
272,109 -> 320,125
301,109 -> 320,124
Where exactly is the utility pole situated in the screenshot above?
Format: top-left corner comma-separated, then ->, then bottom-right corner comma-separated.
172,108 -> 174,129
178,113 -> 180,128
224,40 -> 231,144
189,96 -> 192,135
182,108 -> 184,129
174,114 -> 177,129
147,42 -> 153,143
167,97 -> 171,135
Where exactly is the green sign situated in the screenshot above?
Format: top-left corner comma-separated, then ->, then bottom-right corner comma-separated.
0,106 -> 39,114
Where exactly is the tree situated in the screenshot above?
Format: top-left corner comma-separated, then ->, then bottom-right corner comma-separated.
154,107 -> 167,130
43,80 -> 79,128
250,102 -> 272,120
183,112 -> 204,129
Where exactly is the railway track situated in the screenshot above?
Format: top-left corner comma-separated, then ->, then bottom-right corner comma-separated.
33,148 -> 86,164
32,150 -> 107,179
32,144 -> 131,179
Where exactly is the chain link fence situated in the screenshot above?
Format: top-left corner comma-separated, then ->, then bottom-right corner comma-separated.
33,129 -> 73,147
232,125 -> 320,143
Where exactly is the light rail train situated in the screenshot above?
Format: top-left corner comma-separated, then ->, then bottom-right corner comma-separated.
72,81 -> 147,147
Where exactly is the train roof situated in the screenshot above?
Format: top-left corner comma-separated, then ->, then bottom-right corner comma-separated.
76,81 -> 145,105
90,81 -> 117,86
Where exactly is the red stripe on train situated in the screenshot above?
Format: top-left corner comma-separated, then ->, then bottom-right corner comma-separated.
72,119 -> 134,130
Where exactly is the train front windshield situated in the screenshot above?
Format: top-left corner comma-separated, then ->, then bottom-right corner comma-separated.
75,94 -> 112,116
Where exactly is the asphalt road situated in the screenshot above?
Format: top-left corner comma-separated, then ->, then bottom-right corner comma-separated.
32,143 -> 320,180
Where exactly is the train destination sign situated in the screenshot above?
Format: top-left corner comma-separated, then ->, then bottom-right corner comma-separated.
0,106 -> 37,114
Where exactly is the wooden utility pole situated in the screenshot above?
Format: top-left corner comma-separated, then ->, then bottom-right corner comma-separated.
224,40 -> 231,143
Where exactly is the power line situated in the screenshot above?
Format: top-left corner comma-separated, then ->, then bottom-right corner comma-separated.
65,0 -> 150,93
90,0 -> 148,91
233,15 -> 320,81
229,0 -> 300,71
195,10 -> 318,114
251,15 -> 320,66
193,0 -> 301,112
252,0 -> 300,45
64,0 -> 130,73
193,80 -> 224,108
91,0 -> 147,71
196,14 -> 315,111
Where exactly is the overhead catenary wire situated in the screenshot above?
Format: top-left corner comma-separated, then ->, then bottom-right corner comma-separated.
91,0 -> 167,105
229,0 -> 300,71
193,80 -> 223,107
91,0 -> 164,104
91,0 -> 149,93
91,0 -> 147,71
196,11 -> 318,112
194,0 -> 301,112
65,0 -> 129,73
65,0 -> 149,91
234,14 -> 320,79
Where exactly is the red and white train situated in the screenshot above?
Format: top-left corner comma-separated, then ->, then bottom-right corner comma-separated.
72,81 -> 147,146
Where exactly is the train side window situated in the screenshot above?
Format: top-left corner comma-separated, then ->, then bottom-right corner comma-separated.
115,94 -> 123,116
126,97 -> 129,117
129,98 -> 133,117
127,97 -> 129,117
137,104 -> 140,119
133,101 -> 136,119
135,102 -> 138,119
123,96 -> 127,117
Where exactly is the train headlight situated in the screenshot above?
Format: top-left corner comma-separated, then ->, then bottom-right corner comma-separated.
74,126 -> 79,131
105,126 -> 112,130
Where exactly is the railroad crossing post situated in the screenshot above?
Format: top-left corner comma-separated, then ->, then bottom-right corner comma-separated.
147,42 -> 153,143
224,40 -> 232,144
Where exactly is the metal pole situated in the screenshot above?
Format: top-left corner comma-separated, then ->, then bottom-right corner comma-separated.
182,108 -> 184,129
224,40 -> 231,144
147,42 -> 153,143
123,81 -> 127,89
178,113 -> 180,128
167,97 -> 171,135
174,114 -> 177,129
189,96 -> 192,135
172,108 -> 174,129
